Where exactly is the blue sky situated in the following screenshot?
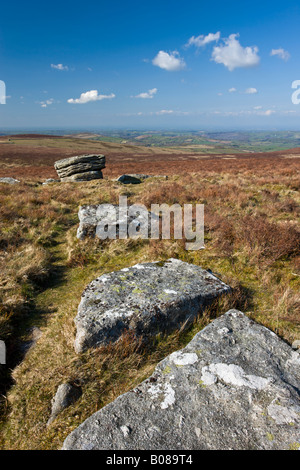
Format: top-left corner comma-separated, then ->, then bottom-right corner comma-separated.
0,0 -> 300,130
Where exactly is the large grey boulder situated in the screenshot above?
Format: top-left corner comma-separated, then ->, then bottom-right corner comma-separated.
76,204 -> 158,240
74,258 -> 230,353
63,310 -> 300,450
54,155 -> 105,181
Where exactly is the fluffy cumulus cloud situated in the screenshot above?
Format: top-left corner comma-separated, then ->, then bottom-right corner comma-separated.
152,51 -> 186,71
228,87 -> 237,93
186,32 -> 220,48
134,88 -> 157,99
245,87 -> 258,94
51,63 -> 69,71
211,34 -> 260,71
67,90 -> 115,104
270,48 -> 290,61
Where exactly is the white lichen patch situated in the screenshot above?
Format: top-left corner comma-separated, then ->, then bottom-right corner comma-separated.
121,268 -> 129,272
267,403 -> 300,425
147,382 -> 176,409
201,369 -> 217,386
201,363 -> 271,390
164,289 -> 177,295
169,351 -> 199,366
132,264 -> 145,270
161,383 -> 176,409
120,425 -> 131,437
102,308 -> 134,321
218,327 -> 230,336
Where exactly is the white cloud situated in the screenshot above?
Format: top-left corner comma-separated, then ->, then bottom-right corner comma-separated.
270,48 -> 290,61
67,90 -> 115,104
228,87 -> 237,93
186,32 -> 220,48
245,87 -> 258,94
212,34 -> 260,71
155,109 -> 190,116
39,98 -> 54,108
260,109 -> 275,116
156,109 -> 174,115
209,108 -> 275,117
152,51 -> 186,71
51,63 -> 69,71
134,88 -> 157,99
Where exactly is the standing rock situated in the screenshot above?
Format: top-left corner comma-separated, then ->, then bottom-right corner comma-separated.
74,258 -> 230,353
63,310 -> 300,450
47,383 -> 82,425
54,155 -> 105,182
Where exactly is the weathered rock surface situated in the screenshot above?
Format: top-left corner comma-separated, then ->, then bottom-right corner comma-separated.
117,174 -> 142,184
77,204 -> 158,240
292,340 -> 300,351
43,178 -> 60,185
54,154 -> 105,181
74,258 -> 230,353
130,174 -> 168,180
63,310 -> 300,450
0,177 -> 20,184
117,174 -> 168,184
48,383 -> 82,426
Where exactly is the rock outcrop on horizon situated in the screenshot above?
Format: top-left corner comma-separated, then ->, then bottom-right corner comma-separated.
54,154 -> 105,181
63,310 -> 300,450
73,258 -> 230,353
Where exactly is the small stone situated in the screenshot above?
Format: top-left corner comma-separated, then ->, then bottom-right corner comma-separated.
47,383 -> 82,426
292,340 -> 300,351
43,178 -> 60,185
0,177 -> 20,184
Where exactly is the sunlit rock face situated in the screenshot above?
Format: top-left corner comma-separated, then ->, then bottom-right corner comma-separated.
73,258 -> 230,353
54,154 -> 105,181
63,310 -> 300,450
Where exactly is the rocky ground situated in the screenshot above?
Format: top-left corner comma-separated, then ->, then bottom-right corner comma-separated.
0,139 -> 299,450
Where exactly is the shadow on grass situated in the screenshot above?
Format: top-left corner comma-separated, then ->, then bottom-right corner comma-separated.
0,261 -> 68,419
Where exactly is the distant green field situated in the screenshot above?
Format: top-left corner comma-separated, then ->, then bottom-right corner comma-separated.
86,130 -> 300,153
1,129 -> 300,153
